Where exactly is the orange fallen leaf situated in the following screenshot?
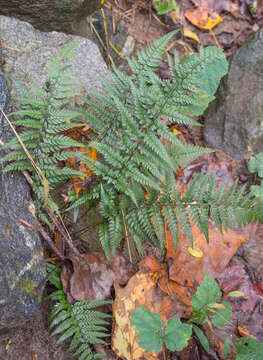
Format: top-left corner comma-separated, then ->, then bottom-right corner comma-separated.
185,8 -> 223,30
70,146 -> 98,196
112,264 -> 188,360
164,222 -> 248,304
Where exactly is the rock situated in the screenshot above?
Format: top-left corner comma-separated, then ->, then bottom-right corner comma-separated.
0,16 -> 109,322
0,69 -> 46,323
204,27 -> 263,159
0,0 -> 99,34
0,16 -> 108,105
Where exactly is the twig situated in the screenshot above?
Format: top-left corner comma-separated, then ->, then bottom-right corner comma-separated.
35,221 -> 65,260
0,123 -> 80,258
0,106 -> 50,203
122,210 -> 132,263
209,29 -> 221,49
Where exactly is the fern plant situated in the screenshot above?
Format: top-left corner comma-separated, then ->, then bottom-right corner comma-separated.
47,263 -> 112,360
2,32 -> 263,260
66,31 -> 263,259
0,41 -> 90,225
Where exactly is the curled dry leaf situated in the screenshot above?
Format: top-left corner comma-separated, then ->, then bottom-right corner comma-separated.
61,251 -> 135,301
112,261 -> 188,360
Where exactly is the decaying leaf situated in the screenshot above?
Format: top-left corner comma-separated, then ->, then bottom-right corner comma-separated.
112,261 -> 188,360
61,252 -> 135,301
217,264 -> 263,312
164,222 -> 248,304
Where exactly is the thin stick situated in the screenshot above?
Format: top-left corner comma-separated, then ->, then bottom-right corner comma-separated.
0,107 -> 50,203
22,168 -> 79,255
36,221 -> 65,260
122,210 -> 132,263
209,29 -> 221,49
0,132 -> 80,257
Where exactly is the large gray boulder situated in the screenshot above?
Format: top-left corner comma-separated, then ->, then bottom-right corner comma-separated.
0,0 -> 99,34
0,16 -> 108,323
0,16 -> 108,104
204,27 -> 263,159
0,69 -> 46,323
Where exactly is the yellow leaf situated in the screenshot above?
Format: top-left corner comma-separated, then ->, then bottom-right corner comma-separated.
209,303 -> 227,309
184,27 -> 200,43
227,291 -> 245,297
173,128 -> 180,135
187,247 -> 203,258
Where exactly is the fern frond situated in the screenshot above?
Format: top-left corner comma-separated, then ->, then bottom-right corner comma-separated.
47,264 -> 112,360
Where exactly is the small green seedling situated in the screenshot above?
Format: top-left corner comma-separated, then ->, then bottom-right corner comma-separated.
152,0 -> 180,15
131,274 -> 231,357
5,339 -> 12,351
131,306 -> 192,357
132,273 -> 263,358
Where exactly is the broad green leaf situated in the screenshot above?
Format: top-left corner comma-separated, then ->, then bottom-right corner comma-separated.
191,274 -> 221,313
193,325 -> 209,353
165,318 -> 192,351
197,48 -> 228,97
131,306 -> 163,352
183,47 -> 228,115
211,302 -> 231,327
234,338 -> 263,360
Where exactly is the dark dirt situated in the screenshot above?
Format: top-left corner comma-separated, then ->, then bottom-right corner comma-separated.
0,300 -> 70,360
2,1 -> 263,359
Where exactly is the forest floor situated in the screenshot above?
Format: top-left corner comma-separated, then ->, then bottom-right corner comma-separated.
1,0 -> 263,359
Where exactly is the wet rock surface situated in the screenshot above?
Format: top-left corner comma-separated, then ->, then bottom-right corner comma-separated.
0,0 -> 99,34
0,69 -> 46,323
204,26 -> 263,159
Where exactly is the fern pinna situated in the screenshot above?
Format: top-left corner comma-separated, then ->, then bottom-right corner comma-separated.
47,264 -> 112,360
0,42 -> 89,224
68,31 -> 263,259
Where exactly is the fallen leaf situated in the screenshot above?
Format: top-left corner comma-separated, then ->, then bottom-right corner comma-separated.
62,252 -> 135,301
71,146 -> 98,196
164,223 -> 248,304
184,27 -> 200,42
238,326 -> 258,340
185,8 -> 223,30
187,246 -> 203,258
218,264 -> 263,312
112,264 -> 188,360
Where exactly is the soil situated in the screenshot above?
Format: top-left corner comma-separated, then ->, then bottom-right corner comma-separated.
2,1 -> 263,359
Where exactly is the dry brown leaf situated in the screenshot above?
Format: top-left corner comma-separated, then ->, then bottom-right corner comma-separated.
62,252 -> 135,301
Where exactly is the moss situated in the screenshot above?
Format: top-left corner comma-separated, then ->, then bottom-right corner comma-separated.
17,279 -> 38,297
